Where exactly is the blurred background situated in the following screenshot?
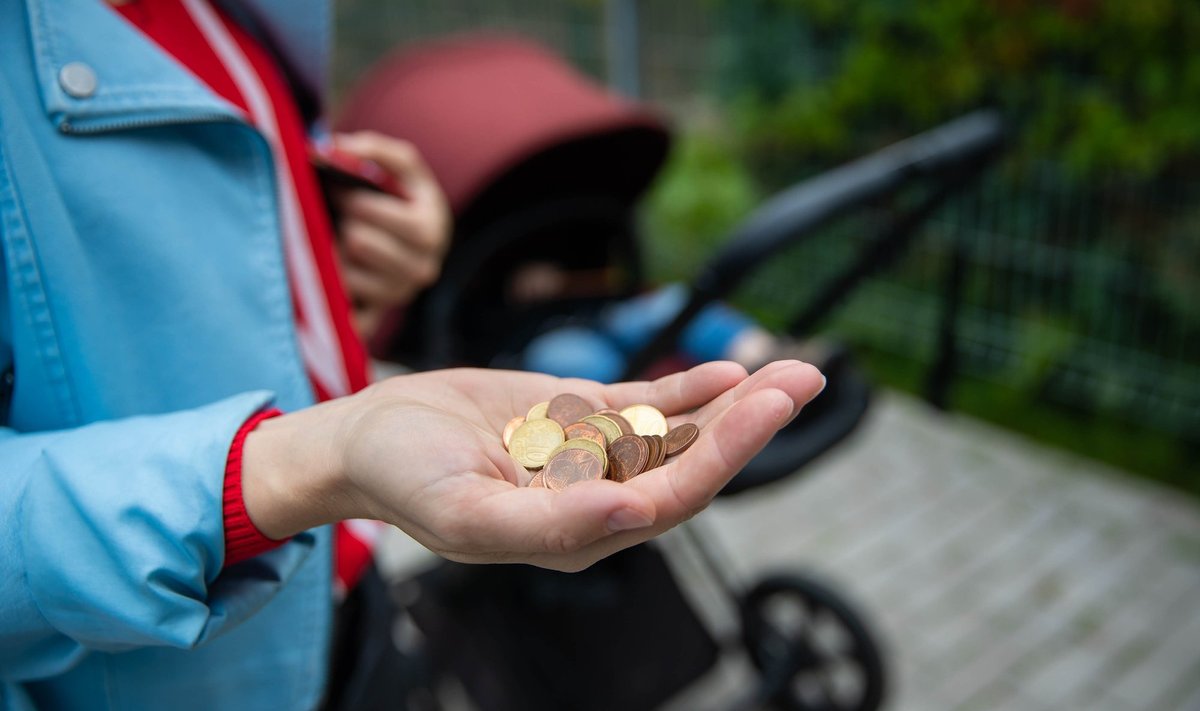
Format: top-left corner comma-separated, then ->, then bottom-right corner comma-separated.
332,1 -> 1200,710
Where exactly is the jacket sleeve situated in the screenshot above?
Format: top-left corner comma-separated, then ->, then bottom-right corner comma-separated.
0,393 -> 319,683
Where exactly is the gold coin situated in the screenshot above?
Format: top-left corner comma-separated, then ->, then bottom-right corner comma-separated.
581,415 -> 622,447
502,416 -> 525,451
526,401 -> 550,421
548,437 -> 608,475
619,404 -> 668,437
508,418 -> 565,469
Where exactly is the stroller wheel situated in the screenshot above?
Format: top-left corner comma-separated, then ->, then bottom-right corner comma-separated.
740,573 -> 887,711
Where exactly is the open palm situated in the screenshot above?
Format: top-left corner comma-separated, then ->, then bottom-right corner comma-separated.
337,360 -> 825,571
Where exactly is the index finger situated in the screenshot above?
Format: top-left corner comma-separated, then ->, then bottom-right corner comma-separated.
600,361 -> 749,416
678,360 -> 825,428
625,386 -> 796,518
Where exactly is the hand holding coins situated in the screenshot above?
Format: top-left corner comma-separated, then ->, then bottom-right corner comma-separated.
504,394 -> 700,491
241,361 -> 825,572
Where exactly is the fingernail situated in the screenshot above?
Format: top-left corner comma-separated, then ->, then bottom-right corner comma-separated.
606,508 -> 653,533
781,398 -> 796,422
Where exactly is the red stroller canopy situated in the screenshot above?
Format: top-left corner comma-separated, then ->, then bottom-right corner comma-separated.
336,34 -> 671,219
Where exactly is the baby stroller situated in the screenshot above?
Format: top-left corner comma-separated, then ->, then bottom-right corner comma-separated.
336,35 -> 1005,711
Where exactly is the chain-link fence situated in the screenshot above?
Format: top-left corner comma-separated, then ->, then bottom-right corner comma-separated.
334,0 -> 1200,447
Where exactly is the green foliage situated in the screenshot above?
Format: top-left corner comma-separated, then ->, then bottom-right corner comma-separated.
640,129 -> 763,281
1154,208 -> 1200,333
713,0 -> 1200,184
642,2 -> 1200,494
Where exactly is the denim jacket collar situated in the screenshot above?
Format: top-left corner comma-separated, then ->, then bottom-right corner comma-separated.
24,0 -> 329,133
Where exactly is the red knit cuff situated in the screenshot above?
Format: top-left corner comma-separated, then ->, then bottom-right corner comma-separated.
223,407 -> 286,567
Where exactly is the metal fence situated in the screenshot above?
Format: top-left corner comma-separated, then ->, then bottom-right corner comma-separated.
333,0 -> 1200,443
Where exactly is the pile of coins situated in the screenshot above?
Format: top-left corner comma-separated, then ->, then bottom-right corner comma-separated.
503,393 -> 699,492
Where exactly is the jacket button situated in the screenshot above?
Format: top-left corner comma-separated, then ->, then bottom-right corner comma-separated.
59,62 -> 97,99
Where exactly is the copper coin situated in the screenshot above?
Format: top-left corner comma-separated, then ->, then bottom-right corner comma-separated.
502,416 -> 526,451
542,448 -> 605,492
547,438 -> 608,475
650,434 -> 666,469
595,409 -> 634,435
664,422 -> 699,457
528,471 -> 545,488
563,421 -> 607,448
641,435 -> 660,474
547,393 -> 594,428
608,434 -> 650,483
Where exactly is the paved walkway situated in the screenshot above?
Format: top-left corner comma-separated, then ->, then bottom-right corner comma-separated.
377,391 -> 1200,710
661,392 -> 1200,711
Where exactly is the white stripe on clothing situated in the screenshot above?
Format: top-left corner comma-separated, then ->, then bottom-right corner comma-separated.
182,0 -> 350,397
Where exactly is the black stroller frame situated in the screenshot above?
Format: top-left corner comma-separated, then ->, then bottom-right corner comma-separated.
370,112 -> 1005,711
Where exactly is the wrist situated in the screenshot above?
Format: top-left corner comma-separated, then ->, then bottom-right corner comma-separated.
224,408 -> 286,565
240,397 -> 361,539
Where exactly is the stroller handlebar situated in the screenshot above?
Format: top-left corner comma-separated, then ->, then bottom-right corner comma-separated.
696,110 -> 1006,297
618,110 -> 1005,381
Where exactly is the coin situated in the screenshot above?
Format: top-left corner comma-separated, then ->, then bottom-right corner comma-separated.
526,401 -> 550,421
542,448 -> 605,492
608,434 -> 650,483
663,422 -> 699,457
548,437 -> 608,475
502,416 -> 526,450
547,393 -> 594,428
503,400 -> 700,488
620,404 -> 668,437
563,421 -> 607,448
508,418 -> 565,469
650,434 -> 666,469
642,434 -> 660,474
581,415 -> 623,447
595,409 -> 634,435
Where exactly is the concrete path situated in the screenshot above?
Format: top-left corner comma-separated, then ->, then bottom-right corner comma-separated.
660,392 -> 1200,711
377,391 -> 1200,711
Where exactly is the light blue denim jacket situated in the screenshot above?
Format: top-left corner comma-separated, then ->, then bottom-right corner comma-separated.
0,0 -> 341,708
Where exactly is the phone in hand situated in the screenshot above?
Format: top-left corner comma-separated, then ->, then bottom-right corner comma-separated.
309,145 -> 405,199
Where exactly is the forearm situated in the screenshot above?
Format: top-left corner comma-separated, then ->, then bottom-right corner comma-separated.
233,361 -> 825,575
0,392 -> 320,680
239,394 -> 365,540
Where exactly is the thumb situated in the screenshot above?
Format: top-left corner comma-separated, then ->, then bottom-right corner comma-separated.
334,131 -> 431,186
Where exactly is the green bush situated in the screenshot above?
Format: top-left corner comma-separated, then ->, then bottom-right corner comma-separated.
640,0 -> 1199,493
641,129 -> 763,280
712,0 -> 1200,185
